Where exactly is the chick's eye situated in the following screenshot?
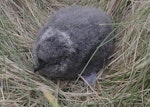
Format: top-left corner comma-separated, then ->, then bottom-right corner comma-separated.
48,56 -> 66,65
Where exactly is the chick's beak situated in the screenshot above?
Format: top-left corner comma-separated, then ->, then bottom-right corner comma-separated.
34,63 -> 46,73
34,67 -> 40,72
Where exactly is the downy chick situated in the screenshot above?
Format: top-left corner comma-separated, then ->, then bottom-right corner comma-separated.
33,6 -> 115,85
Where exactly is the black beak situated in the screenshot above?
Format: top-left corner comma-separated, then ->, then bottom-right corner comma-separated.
34,63 -> 46,72
34,66 -> 41,72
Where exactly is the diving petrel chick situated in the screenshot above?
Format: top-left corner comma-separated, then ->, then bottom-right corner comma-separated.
33,6 -> 115,85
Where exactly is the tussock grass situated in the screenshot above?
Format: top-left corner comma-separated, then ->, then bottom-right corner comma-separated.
0,0 -> 150,107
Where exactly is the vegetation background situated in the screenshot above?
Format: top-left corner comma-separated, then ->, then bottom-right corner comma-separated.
0,0 -> 150,107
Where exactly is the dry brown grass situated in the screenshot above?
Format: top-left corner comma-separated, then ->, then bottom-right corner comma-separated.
0,0 -> 150,107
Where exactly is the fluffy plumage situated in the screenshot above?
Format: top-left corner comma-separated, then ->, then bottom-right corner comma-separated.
33,6 -> 115,85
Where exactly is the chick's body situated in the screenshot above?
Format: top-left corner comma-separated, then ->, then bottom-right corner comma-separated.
33,6 -> 115,85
